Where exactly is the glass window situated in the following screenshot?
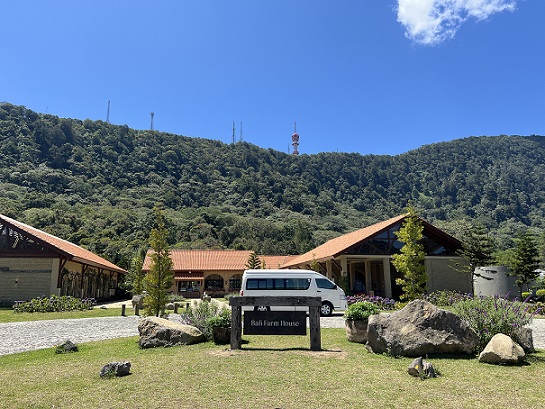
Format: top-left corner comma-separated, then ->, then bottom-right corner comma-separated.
316,278 -> 336,290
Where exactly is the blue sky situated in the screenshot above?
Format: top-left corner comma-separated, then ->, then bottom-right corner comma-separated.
1,0 -> 543,155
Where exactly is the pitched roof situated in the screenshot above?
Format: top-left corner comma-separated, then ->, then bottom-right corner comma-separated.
142,249 -> 296,272
0,214 -> 126,274
282,214 -> 408,267
282,213 -> 463,268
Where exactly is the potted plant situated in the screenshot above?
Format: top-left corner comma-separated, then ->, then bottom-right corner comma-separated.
343,301 -> 380,343
207,309 -> 232,345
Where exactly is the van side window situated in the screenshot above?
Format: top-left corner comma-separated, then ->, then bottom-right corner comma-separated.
246,278 -> 310,290
316,278 -> 336,290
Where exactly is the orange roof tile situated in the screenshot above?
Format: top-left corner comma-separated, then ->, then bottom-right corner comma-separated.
282,214 -> 408,268
143,249 -> 296,272
0,214 -> 126,274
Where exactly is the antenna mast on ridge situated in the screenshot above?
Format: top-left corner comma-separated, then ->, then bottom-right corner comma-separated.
106,100 -> 110,124
150,112 -> 154,130
240,121 -> 243,142
291,121 -> 299,156
232,121 -> 236,144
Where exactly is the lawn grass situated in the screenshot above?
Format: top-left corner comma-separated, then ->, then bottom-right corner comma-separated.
0,329 -> 544,409
0,306 -> 132,323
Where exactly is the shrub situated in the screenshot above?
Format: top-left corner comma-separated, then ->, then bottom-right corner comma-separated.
451,295 -> 538,351
13,296 -> 95,313
178,301 -> 227,340
536,289 -> 545,301
346,294 -> 397,310
424,290 -> 473,307
343,302 -> 380,320
207,308 -> 231,328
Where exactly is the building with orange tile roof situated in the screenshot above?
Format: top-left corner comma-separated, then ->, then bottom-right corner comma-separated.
281,214 -> 470,298
142,249 -> 296,298
0,214 -> 126,305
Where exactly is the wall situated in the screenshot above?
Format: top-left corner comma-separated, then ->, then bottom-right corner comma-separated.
426,257 -> 472,294
473,266 -> 519,299
0,258 -> 54,305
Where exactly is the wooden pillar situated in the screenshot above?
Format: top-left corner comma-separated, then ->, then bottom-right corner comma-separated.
348,262 -> 355,293
231,306 -> 242,350
309,305 -> 321,351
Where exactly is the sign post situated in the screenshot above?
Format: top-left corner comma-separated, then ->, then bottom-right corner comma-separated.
229,296 -> 322,351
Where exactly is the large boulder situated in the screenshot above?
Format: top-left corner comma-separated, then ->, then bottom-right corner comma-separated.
366,299 -> 478,356
479,333 -> 525,365
138,316 -> 204,348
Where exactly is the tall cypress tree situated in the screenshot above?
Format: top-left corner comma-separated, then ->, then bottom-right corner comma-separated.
509,230 -> 540,295
143,203 -> 174,317
391,207 -> 426,301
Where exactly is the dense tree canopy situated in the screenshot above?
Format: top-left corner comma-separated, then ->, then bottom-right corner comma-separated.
1,103 -> 545,269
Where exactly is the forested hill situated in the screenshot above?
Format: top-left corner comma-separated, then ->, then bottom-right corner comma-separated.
1,102 -> 544,268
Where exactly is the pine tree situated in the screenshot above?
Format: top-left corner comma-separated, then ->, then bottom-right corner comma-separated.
121,249 -> 146,295
143,203 -> 174,317
455,223 -> 495,291
391,208 -> 426,301
509,230 -> 540,295
245,251 -> 261,269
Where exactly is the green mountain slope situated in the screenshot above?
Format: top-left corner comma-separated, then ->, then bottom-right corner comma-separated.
1,103 -> 544,267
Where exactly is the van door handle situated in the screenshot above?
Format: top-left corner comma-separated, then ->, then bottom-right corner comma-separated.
317,290 -> 321,292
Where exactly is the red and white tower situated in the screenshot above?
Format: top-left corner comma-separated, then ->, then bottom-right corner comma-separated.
291,122 -> 299,156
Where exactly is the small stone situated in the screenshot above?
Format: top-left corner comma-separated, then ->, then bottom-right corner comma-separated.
100,361 -> 131,378
54,340 -> 78,354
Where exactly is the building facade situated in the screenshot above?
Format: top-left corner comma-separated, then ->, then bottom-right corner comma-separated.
0,214 -> 126,306
281,214 -> 471,298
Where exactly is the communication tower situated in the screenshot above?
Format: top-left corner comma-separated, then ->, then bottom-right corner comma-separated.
232,121 -> 236,144
150,112 -> 154,130
291,121 -> 299,156
106,100 -> 110,124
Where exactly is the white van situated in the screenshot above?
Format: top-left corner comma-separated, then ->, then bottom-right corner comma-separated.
240,269 -> 348,316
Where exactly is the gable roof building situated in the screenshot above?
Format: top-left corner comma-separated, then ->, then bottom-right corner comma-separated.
282,214 -> 469,299
0,214 -> 126,305
142,249 -> 296,298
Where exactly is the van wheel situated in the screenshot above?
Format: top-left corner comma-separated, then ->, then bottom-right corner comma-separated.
320,302 -> 333,317
254,306 -> 269,312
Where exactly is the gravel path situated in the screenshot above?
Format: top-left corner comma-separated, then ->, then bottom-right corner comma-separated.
0,315 -> 544,357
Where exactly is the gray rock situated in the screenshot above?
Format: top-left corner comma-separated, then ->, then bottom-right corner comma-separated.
479,333 -> 525,365
54,340 -> 78,354
166,302 -> 175,310
138,316 -> 204,348
407,356 -> 437,378
131,294 -> 145,310
512,326 -> 535,354
367,299 -> 479,356
100,361 -> 131,378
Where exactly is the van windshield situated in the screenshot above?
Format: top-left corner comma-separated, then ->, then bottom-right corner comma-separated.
246,278 -> 311,291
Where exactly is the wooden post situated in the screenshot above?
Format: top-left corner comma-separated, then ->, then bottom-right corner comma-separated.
135,304 -> 140,316
231,306 -> 242,349
121,304 -> 126,317
308,305 -> 321,351
174,303 -> 179,314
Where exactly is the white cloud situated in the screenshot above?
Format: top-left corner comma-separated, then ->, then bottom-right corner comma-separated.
396,0 -> 517,45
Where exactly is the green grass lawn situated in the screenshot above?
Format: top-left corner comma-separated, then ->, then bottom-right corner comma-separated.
0,329 -> 544,409
0,306 -> 133,323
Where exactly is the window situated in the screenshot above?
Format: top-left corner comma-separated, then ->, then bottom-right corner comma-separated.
316,278 -> 336,290
246,278 -> 311,290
